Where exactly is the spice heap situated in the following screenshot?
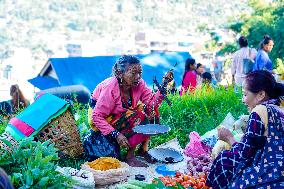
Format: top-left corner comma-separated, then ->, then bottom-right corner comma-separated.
88,157 -> 121,171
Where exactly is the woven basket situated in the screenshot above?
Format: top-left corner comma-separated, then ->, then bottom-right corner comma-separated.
81,161 -> 130,185
34,109 -> 84,158
0,131 -> 19,155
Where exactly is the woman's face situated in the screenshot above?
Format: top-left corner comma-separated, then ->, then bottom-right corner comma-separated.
263,40 -> 274,52
242,81 -> 267,112
122,64 -> 142,88
196,66 -> 204,74
242,82 -> 258,112
190,63 -> 196,71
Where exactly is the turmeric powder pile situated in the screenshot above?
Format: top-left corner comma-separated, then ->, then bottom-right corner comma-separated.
88,157 -> 121,171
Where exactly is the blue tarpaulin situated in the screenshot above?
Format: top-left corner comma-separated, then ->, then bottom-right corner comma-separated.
28,52 -> 191,92
28,76 -> 60,90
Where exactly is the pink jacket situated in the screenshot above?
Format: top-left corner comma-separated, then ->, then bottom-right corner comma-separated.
180,71 -> 197,96
92,77 -> 163,135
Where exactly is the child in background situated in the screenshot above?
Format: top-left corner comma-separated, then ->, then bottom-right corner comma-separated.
200,72 -> 215,92
201,72 -> 213,85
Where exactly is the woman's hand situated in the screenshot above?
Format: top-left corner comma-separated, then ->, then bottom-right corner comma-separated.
116,133 -> 130,149
218,127 -> 236,146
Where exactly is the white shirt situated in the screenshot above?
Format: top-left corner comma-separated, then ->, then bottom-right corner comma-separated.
231,47 -> 257,86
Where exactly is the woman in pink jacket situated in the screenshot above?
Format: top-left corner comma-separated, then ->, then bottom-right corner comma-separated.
180,58 -> 197,96
86,55 -> 172,167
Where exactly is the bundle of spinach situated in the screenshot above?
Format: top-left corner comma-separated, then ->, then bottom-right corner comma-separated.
0,137 -> 74,189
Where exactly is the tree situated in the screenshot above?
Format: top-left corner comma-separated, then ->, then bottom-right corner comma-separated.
222,0 -> 284,64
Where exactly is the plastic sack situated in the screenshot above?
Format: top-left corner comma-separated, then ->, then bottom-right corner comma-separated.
211,115 -> 248,159
201,135 -> 218,148
211,140 -> 231,159
201,113 -> 235,147
220,112 -> 236,130
233,133 -> 243,142
184,132 -> 209,158
201,129 -> 218,148
201,129 -> 218,141
233,115 -> 249,133
56,166 -> 95,189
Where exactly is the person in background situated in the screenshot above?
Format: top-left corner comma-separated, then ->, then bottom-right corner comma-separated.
199,72 -> 215,93
0,168 -> 14,189
164,71 -> 176,94
9,84 -> 29,114
196,63 -> 205,86
180,58 -> 197,96
201,72 -> 213,85
213,56 -> 223,82
0,101 -> 12,119
206,70 -> 284,189
232,36 -> 257,86
87,55 -> 172,167
253,35 -> 274,72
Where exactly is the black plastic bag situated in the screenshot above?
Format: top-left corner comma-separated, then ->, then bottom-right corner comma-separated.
83,130 -> 121,161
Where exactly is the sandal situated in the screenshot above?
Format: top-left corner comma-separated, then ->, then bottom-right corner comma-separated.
137,150 -> 157,164
126,157 -> 148,167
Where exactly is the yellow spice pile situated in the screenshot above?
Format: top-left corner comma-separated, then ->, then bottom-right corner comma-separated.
88,157 -> 121,171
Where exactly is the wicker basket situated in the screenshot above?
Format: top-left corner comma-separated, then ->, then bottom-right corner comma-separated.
34,109 -> 84,158
81,161 -> 130,185
0,131 -> 19,155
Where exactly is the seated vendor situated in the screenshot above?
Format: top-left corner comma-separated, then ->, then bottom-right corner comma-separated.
206,70 -> 284,188
87,55 -> 172,167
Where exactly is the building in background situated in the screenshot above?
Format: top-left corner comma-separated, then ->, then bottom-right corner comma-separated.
66,43 -> 82,57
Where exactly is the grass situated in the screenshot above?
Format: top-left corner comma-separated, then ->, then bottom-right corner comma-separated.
150,85 -> 247,148
0,86 -> 247,149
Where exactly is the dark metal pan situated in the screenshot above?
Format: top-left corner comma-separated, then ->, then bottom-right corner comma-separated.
148,148 -> 183,163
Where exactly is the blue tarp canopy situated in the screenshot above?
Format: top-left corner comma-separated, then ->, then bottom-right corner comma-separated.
28,76 -> 60,90
28,52 -> 191,92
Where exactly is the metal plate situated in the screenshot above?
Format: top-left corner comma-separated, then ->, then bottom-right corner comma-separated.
148,148 -> 184,163
133,124 -> 170,136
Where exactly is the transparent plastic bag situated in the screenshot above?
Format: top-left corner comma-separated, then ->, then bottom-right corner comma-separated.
220,112 -> 236,130
56,166 -> 95,189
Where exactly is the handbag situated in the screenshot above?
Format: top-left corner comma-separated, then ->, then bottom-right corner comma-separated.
243,48 -> 254,74
83,129 -> 120,161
